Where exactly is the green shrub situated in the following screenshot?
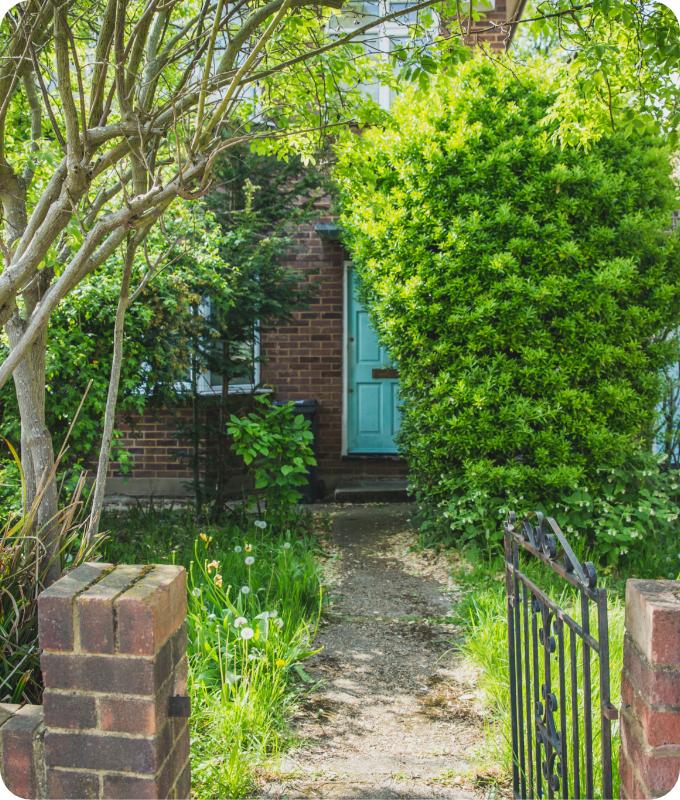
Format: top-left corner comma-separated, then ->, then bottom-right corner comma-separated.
336,57 -> 680,570
228,397 -> 317,520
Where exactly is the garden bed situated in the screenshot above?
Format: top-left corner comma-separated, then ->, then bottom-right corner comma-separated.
102,506 -> 328,799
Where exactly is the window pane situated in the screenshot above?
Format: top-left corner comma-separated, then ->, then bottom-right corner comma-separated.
388,1 -> 419,23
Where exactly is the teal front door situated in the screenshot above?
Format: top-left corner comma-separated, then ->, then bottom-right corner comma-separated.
347,268 -> 401,454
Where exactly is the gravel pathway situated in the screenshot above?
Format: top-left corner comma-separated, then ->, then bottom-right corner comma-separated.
257,503 -> 490,800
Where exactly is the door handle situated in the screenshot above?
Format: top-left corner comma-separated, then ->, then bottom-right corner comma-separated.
371,368 -> 398,379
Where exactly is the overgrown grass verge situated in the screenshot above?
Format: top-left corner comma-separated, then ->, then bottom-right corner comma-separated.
102,507 -> 325,798
450,548 -> 624,799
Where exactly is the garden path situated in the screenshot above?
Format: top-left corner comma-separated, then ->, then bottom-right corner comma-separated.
259,503 -> 489,799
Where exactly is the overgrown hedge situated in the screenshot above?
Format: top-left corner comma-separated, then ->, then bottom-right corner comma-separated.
336,59 -> 680,570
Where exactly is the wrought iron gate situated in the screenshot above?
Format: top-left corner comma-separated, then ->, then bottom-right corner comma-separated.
504,512 -> 618,800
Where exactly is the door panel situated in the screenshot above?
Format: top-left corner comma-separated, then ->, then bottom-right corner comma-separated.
347,268 -> 400,454
357,383 -> 382,433
357,311 -> 381,362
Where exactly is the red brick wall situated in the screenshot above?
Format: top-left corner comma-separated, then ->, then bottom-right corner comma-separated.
108,217 -> 408,497
259,214 -> 407,490
38,562 -> 190,799
461,0 -> 514,50
0,563 -> 190,799
620,579 -> 680,798
112,406 -> 194,481
0,704 -> 44,798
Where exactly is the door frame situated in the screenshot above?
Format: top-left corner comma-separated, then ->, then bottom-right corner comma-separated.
341,261 -> 350,456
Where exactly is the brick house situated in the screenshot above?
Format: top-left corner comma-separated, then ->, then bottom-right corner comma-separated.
106,0 -> 525,503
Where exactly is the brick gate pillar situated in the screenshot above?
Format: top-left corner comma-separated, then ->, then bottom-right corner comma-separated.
620,579 -> 680,799
38,562 -> 190,799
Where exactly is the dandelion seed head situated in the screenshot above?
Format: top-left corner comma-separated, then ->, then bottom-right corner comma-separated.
234,616 -> 247,628
245,556 -> 255,566
254,520 -> 267,529
234,545 -> 243,553
240,626 -> 254,640
241,585 -> 251,595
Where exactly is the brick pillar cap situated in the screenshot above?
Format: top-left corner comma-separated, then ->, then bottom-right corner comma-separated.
626,579 -> 680,667
38,562 -> 186,656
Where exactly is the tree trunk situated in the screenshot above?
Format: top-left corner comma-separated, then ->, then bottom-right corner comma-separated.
7,313 -> 61,586
86,246 -> 134,543
2,169 -> 61,586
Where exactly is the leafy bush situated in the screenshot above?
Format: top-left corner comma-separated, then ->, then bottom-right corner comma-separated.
228,397 -> 317,520
336,57 -> 680,570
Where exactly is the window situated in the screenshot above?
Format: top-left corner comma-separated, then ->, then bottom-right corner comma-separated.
328,0 -> 439,109
201,331 -> 261,395
179,299 -> 261,396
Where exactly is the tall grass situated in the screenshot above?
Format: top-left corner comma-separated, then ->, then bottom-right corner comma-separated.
102,507 -> 325,798
0,442 -> 97,703
453,552 -> 624,799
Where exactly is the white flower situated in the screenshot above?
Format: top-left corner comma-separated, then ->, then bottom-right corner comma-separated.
241,585 -> 251,595
192,588 -> 201,597
282,542 -> 291,550
245,556 -> 255,566
234,545 -> 243,553
234,616 -> 248,628
240,626 -> 254,640
254,520 -> 267,529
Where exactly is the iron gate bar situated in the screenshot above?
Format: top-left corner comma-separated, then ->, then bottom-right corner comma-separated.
509,568 -> 600,651
504,512 -> 618,800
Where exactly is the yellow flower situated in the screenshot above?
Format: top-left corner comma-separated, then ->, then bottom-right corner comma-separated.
214,574 -> 223,587
207,560 -> 220,573
199,532 -> 213,546
244,543 -> 253,553
275,658 -> 286,669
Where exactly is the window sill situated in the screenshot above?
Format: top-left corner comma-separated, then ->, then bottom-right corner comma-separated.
193,385 -> 273,397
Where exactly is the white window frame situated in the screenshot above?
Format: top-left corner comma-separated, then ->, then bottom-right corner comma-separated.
330,0 -> 495,109
193,326 -> 262,396
177,298 -> 262,396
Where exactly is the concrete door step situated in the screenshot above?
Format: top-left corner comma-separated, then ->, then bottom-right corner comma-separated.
334,479 -> 410,503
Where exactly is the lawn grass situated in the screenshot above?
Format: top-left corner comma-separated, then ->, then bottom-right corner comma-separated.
101,506 -> 326,798
450,547 -> 624,799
